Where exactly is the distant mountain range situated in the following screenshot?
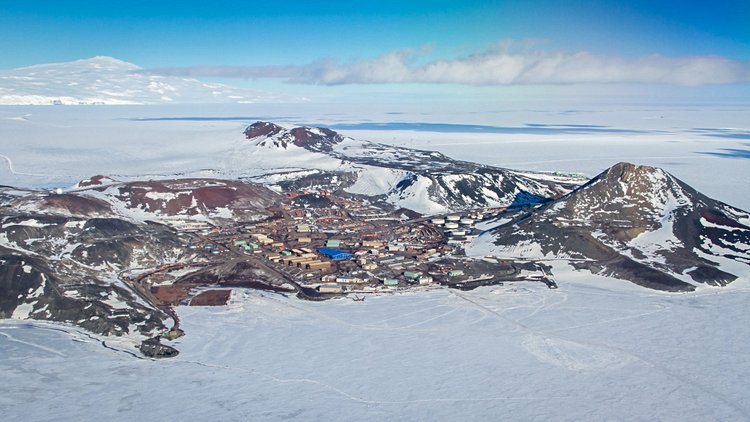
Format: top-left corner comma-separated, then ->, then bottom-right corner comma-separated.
0,56 -> 285,105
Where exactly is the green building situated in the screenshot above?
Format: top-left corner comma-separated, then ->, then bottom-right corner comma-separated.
403,271 -> 422,279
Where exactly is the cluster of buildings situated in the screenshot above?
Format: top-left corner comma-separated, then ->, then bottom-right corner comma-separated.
172,189 -> 508,296
430,213 -> 481,246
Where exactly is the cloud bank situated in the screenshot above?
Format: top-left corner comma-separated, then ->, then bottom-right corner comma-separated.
147,46 -> 750,86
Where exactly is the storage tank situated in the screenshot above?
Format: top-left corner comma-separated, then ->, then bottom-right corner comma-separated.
446,215 -> 461,222
444,222 -> 459,229
431,218 -> 445,225
460,218 -> 475,225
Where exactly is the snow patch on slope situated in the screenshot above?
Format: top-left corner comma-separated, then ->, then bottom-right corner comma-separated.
387,176 -> 448,215
346,167 -> 405,196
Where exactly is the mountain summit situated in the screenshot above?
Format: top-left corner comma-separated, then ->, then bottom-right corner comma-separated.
245,121 -> 344,152
469,162 -> 750,291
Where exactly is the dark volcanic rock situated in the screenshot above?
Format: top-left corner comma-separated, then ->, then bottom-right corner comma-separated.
686,265 -> 736,286
289,126 -> 344,152
0,254 -> 50,318
83,217 -> 138,236
139,338 -> 179,358
244,121 -> 284,140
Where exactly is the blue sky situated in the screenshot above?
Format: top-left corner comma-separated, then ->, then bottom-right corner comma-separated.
2,1 -> 748,67
1,1 -> 749,101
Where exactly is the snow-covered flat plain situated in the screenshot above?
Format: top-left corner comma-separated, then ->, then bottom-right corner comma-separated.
2,282 -> 750,421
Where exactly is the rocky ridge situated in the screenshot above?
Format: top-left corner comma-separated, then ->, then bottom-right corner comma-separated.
242,121 -> 584,214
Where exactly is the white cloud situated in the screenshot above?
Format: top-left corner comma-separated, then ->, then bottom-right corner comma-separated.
146,45 -> 750,86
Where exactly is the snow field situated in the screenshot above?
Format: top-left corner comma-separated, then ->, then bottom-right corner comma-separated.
1,102 -> 749,420
1,104 -> 748,209
2,282 -> 750,421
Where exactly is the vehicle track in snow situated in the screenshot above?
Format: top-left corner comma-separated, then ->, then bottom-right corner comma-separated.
0,153 -> 49,177
453,290 -> 750,419
175,358 -> 572,406
0,328 -> 66,357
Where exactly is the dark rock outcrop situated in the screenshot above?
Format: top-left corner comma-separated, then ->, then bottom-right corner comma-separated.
139,338 -> 179,358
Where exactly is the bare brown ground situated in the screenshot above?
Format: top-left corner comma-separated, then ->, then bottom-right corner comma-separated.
151,285 -> 193,305
189,289 -> 232,306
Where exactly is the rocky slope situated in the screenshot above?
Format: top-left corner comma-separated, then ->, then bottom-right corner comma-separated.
0,178 -> 283,347
15,178 -> 281,223
0,213 -> 187,338
241,122 -> 584,214
468,162 -> 750,291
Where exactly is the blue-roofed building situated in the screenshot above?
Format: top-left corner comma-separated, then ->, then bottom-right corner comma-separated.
318,248 -> 352,260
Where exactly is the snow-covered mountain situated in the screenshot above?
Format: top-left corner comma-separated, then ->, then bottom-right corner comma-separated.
468,162 -> 750,291
236,122 -> 584,214
0,56 -> 280,105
